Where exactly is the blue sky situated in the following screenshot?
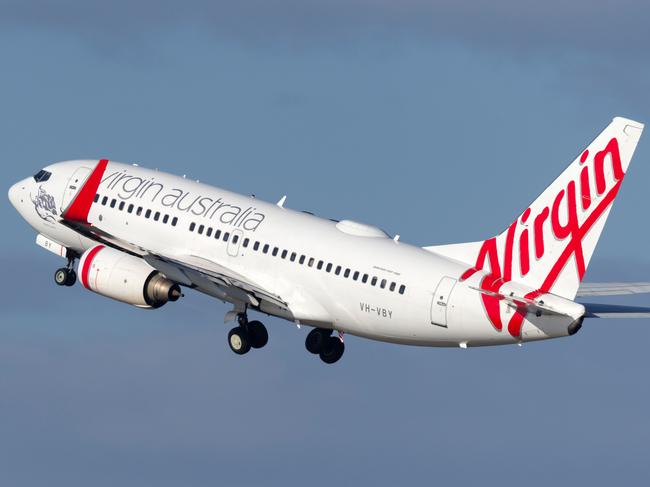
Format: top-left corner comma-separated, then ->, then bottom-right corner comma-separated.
1,2 -> 650,486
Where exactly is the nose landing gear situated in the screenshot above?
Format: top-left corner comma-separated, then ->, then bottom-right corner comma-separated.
54,256 -> 77,287
306,328 -> 345,364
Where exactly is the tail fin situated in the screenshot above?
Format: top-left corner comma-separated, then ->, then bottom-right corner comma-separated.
426,117 -> 644,299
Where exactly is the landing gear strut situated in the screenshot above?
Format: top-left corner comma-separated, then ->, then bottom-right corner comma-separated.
54,256 -> 77,287
227,312 -> 268,355
306,328 -> 345,364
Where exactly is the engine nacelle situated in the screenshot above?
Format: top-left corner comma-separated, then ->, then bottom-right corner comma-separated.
78,245 -> 181,308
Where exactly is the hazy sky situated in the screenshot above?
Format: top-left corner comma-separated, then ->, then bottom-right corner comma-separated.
1,1 -> 650,486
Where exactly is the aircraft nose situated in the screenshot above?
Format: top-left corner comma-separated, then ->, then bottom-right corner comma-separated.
8,181 -> 21,209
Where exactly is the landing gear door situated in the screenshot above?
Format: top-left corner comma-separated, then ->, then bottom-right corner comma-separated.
62,166 -> 93,211
227,229 -> 244,257
430,276 -> 457,327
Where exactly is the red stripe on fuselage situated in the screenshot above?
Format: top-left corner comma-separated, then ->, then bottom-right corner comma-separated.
62,159 -> 109,224
81,245 -> 104,289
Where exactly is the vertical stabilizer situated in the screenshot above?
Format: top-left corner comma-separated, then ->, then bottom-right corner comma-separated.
426,117 -> 644,300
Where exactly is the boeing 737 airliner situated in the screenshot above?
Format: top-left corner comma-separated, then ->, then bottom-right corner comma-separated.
7,117 -> 650,363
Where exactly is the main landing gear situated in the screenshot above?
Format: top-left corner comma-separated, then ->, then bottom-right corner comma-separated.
305,328 -> 345,364
54,256 -> 77,287
224,309 -> 344,364
227,313 -> 268,355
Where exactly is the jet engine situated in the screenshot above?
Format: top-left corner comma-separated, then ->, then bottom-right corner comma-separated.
78,245 -> 181,308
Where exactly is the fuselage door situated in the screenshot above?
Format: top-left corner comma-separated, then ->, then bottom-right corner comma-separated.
430,276 -> 457,327
227,229 -> 243,257
62,166 -> 92,211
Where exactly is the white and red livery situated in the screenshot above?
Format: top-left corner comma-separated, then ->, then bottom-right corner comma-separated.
8,117 -> 649,363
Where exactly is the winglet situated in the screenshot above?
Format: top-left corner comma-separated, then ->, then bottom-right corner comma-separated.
277,195 -> 287,208
62,159 -> 109,224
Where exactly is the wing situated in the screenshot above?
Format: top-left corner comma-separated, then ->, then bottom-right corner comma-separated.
142,253 -> 288,311
64,216 -> 289,312
577,282 -> 650,296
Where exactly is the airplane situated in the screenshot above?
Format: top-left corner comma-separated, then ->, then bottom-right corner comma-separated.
7,117 -> 650,364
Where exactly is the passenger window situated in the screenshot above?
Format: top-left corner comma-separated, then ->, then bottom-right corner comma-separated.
353,271 -> 359,281
308,258 -> 314,267
344,268 -> 350,278
171,217 -> 178,226
127,204 -> 134,213
243,238 -> 249,248
154,211 -> 160,221
206,227 -> 213,237
335,266 -> 341,275
137,206 -> 143,216
223,232 -> 230,242
233,235 -> 239,244
119,201 -> 125,211
299,255 -> 306,264
380,279 -> 386,289
390,282 -> 396,291
281,250 -> 288,259
102,196 -> 108,205
110,199 -> 116,208
272,247 -> 279,257
326,263 -> 332,272
399,285 -> 406,295
263,244 -> 269,254
198,224 -> 204,234
215,230 -> 222,239
254,241 -> 260,251
371,277 -> 377,286
290,252 -> 296,262
163,214 -> 169,224
317,260 -> 324,270
94,194 -> 100,203
145,209 -> 151,218
189,222 -> 196,231
362,274 -> 368,283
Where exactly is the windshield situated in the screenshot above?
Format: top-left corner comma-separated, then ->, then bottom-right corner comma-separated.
33,169 -> 52,182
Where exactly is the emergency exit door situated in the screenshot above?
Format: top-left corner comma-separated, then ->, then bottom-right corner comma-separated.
430,276 -> 457,327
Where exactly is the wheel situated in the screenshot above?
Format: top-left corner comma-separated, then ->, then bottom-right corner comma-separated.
54,268 -> 69,286
305,328 -> 332,354
248,320 -> 268,349
65,269 -> 77,287
319,336 -> 345,364
228,327 -> 251,355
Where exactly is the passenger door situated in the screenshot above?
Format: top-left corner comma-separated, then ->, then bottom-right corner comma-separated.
62,166 -> 92,210
430,276 -> 457,327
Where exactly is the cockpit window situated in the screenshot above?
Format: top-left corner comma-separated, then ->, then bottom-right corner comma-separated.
33,169 -> 52,182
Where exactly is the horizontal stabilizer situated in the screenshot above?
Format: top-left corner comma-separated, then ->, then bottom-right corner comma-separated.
469,286 -> 576,318
583,303 -> 650,318
577,282 -> 650,296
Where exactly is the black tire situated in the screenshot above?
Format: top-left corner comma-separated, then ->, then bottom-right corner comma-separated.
65,269 -> 77,287
319,336 -> 345,364
248,320 -> 268,349
305,328 -> 332,354
228,327 -> 251,355
54,268 -> 69,286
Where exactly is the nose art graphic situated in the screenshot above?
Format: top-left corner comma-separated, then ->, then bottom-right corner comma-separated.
30,186 -> 58,222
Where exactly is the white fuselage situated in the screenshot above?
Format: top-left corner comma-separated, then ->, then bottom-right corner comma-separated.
9,160 -> 583,348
